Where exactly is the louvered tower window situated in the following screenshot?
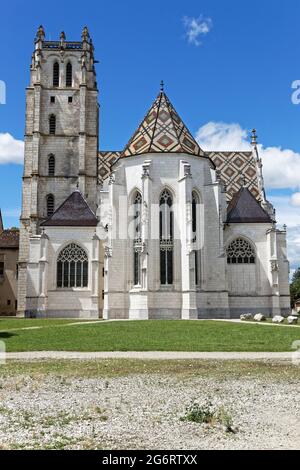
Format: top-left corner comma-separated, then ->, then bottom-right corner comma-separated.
49,115 -> 56,135
48,154 -> 55,176
46,194 -> 55,218
53,62 -> 59,87
66,62 -> 72,87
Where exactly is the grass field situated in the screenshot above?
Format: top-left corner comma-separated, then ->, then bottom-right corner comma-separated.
1,358 -> 298,379
0,318 -> 300,352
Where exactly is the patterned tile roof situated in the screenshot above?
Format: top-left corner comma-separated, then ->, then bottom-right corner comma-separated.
121,92 -> 205,158
98,151 -> 121,182
41,191 -> 98,227
0,229 -> 19,249
207,151 -> 260,201
227,187 -> 272,223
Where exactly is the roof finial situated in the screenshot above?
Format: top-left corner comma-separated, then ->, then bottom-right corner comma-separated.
251,128 -> 257,146
160,80 -> 164,93
36,25 -> 45,41
76,180 -> 79,190
82,26 -> 90,42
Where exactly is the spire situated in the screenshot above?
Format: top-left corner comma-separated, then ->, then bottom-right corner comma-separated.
0,209 -> 3,233
82,26 -> 90,42
160,80 -> 164,93
60,31 -> 66,47
36,25 -> 45,41
122,91 -> 205,158
251,128 -> 257,146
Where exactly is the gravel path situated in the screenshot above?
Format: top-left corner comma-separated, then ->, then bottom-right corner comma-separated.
0,363 -> 299,450
4,351 -> 296,360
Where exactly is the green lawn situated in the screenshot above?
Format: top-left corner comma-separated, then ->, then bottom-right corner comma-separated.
0,319 -> 300,352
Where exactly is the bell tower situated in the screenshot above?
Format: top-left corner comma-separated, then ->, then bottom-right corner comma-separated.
18,26 -> 99,316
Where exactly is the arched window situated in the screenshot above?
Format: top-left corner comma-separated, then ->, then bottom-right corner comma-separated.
57,243 -> 88,288
48,154 -> 55,176
66,62 -> 72,87
133,191 -> 142,286
53,61 -> 59,87
192,191 -> 201,286
160,189 -> 173,285
46,194 -> 55,218
49,114 -> 56,135
227,238 -> 255,264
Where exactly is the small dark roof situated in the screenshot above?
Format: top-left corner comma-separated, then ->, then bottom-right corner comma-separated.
227,187 -> 272,224
41,191 -> 98,227
0,229 -> 19,249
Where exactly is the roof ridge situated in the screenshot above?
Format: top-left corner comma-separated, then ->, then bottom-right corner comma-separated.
148,92 -> 163,150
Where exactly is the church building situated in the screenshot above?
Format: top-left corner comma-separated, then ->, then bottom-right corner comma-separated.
17,27 -> 290,319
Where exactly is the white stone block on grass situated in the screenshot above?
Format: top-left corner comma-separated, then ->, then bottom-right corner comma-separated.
240,313 -> 253,321
272,316 -> 285,324
254,313 -> 266,322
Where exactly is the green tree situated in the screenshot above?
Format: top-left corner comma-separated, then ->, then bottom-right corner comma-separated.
290,268 -> 300,308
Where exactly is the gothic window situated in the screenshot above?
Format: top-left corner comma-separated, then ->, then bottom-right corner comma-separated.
66,62 -> 72,87
133,191 -> 142,286
48,154 -> 55,176
49,114 -> 56,135
227,238 -> 255,264
53,62 -> 59,87
160,189 -> 173,285
192,191 -> 201,286
46,194 -> 55,218
57,243 -> 88,288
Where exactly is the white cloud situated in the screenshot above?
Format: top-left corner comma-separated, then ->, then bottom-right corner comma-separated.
286,226 -> 300,270
290,192 -> 300,207
196,122 -> 250,151
183,16 -> 212,46
196,121 -> 300,190
0,133 -> 24,164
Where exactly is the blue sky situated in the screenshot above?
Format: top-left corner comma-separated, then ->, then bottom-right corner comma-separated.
1,0 -> 300,267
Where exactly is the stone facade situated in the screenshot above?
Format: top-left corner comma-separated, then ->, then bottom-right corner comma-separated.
18,27 -> 98,316
19,27 -> 291,319
0,215 -> 19,316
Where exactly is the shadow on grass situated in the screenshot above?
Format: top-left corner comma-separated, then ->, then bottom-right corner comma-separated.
0,332 -> 16,339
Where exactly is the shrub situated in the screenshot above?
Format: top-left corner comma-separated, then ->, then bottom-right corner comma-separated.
181,399 -> 236,432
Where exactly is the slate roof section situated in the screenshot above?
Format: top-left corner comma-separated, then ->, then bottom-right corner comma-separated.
227,187 -> 272,223
122,92 -> 206,158
0,229 -> 19,249
41,191 -> 98,227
